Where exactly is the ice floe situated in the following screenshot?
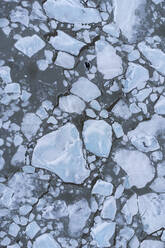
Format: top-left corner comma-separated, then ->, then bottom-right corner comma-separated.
92,179 -> 113,196
59,94 -> 85,114
114,149 -> 155,188
112,100 -> 132,120
101,196 -> 117,220
15,35 -> 45,57
43,0 -> 101,24
32,123 -> 89,184
154,96 -> 165,115
140,240 -> 164,248
71,77 -> 101,102
95,40 -> 123,79
55,52 -> 75,69
0,66 -> 12,83
10,6 -> 29,27
33,233 -> 60,248
49,30 -> 85,56
82,120 -> 112,157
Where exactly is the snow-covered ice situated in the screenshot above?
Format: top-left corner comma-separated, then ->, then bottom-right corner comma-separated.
112,100 -> 132,120
43,0 -> 101,24
55,52 -> 75,69
71,77 -> 101,102
114,149 -> 155,188
92,179 -> 113,196
10,6 -> 29,27
26,221 -> 40,239
95,40 -> 123,79
15,35 -> 45,57
32,123 -> 89,184
101,196 -> 117,220
122,194 -> 138,224
154,96 -> 165,115
140,240 -> 164,248
0,66 -> 12,83
59,94 -> 85,114
33,233 -> 60,248
82,120 -> 112,157
49,30 -> 85,56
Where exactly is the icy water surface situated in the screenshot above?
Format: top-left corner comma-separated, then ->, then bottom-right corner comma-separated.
1,0 -> 165,247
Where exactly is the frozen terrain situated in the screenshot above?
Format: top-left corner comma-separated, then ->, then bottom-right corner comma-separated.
0,0 -> 165,247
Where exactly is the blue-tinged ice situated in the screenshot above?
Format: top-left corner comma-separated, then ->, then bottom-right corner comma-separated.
83,120 -> 112,157
33,233 -> 60,248
92,179 -> 113,196
140,240 -> 164,248
59,94 -> 85,114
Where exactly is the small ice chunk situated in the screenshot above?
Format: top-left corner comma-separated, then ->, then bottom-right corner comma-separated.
10,6 -> 29,27
90,100 -> 101,111
129,235 -> 139,248
103,23 -> 119,37
0,66 -> 12,83
9,223 -> 20,237
112,122 -> 124,138
55,52 -> 75,69
150,177 -> 165,193
0,18 -> 9,28
43,0 -> 101,24
19,204 -> 32,215
33,233 -> 60,248
59,94 -> 85,114
138,193 -> 165,234
135,88 -> 152,102
154,96 -> 165,115
95,40 -> 123,79
92,179 -> 113,196
68,199 -> 91,237
71,77 -> 101,102
112,100 -> 132,120
101,196 -> 116,220
37,60 -> 48,71
4,83 -> 20,94
128,50 -> 140,61
11,145 -> 26,166
91,221 -> 116,247
114,149 -> 155,188
138,42 -> 165,75
0,155 -> 5,170
32,123 -> 89,184
83,120 -> 112,157
30,1 -> 47,21
122,63 -> 149,93
15,35 -> 45,58
140,240 -> 164,248
26,221 -> 40,239
86,108 -> 96,118
49,31 -> 85,56
21,113 -> 41,140
122,194 -> 138,224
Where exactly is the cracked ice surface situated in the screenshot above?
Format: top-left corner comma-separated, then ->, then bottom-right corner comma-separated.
32,123 -> 89,184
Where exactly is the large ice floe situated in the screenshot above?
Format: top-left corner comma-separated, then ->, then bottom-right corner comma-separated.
32,123 -> 89,184
33,233 -> 60,248
43,0 -> 101,24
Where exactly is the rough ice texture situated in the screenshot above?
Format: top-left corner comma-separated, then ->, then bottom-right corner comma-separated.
113,0 -> 146,42
154,96 -> 165,115
33,233 -> 60,248
71,77 -> 101,102
10,6 -> 29,27
127,114 -> 165,152
112,100 -> 132,120
138,41 -> 165,75
92,179 -> 113,196
43,0 -> 101,24
68,199 -> 91,237
114,149 -> 155,188
55,52 -> 75,69
14,35 -> 45,57
59,94 -> 86,114
21,113 -> 42,140
122,63 -> 149,93
138,193 -> 165,234
140,240 -> 164,248
101,196 -> 117,220
122,194 -> 138,224
95,40 -> 123,79
82,120 -> 112,157
91,221 -> 116,247
32,123 -> 89,184
49,30 -> 85,56
0,66 -> 12,83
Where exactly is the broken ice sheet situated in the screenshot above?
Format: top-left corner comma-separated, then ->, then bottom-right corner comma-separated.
15,35 -> 45,57
32,123 -> 89,184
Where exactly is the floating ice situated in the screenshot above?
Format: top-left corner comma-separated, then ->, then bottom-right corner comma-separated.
122,63 -> 149,93
55,52 -> 75,69
0,154 -> 5,170
43,0 -> 101,24
0,66 -> 12,83
32,123 -> 89,184
71,77 -> 101,102
112,100 -> 132,120
103,23 -> 120,37
122,194 -> 138,224
49,30 -> 85,56
0,18 -> 9,28
114,149 -> 155,188
138,42 -> 165,75
10,6 -> 29,27
92,179 -> 113,196
91,221 -> 116,247
15,35 -> 45,58
150,177 -> 165,193
95,40 -> 123,79
59,94 -> 85,114
4,83 -> 20,94
154,96 -> 165,115
113,0 -> 146,42
26,221 -> 40,239
140,240 -> 164,248
30,1 -> 47,21
138,193 -> 165,234
112,122 -> 124,138
101,196 -> 116,220
21,113 -> 42,140
68,199 -> 91,237
127,114 -> 165,152
33,233 -> 60,248
8,223 -> 20,237
83,120 -> 112,157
